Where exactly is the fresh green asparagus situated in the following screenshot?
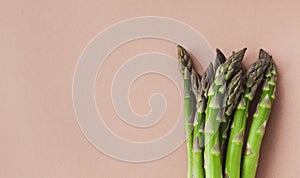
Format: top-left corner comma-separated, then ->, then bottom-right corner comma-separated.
191,68 -> 204,178
192,64 -> 214,178
225,50 -> 270,178
178,45 -> 196,178
204,48 -> 246,178
242,50 -> 277,178
219,70 -> 244,164
192,48 -> 226,178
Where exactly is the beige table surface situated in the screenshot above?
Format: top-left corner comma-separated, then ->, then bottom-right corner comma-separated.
1,0 -> 299,177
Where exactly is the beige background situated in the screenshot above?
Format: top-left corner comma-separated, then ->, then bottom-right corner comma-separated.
1,0 -> 300,177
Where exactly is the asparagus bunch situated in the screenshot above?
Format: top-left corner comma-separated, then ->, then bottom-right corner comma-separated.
225,50 -> 271,178
177,45 -> 196,178
204,48 -> 246,178
177,46 -> 278,178
242,51 -> 277,178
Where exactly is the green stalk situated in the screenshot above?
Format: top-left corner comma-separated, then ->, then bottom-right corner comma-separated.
204,87 -> 223,178
242,52 -> 277,178
191,69 -> 204,178
225,50 -> 270,178
184,68 -> 194,178
192,64 -> 215,178
204,48 -> 246,178
178,45 -> 195,178
192,48 -> 226,178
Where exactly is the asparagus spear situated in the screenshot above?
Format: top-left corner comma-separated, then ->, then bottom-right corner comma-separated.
178,45 -> 196,178
191,64 -> 213,178
191,68 -> 204,178
219,70 -> 244,164
242,51 -> 277,178
225,51 -> 270,178
204,48 -> 246,178
192,49 -> 226,178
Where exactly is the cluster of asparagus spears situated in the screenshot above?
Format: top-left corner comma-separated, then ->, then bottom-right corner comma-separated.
177,45 -> 277,178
